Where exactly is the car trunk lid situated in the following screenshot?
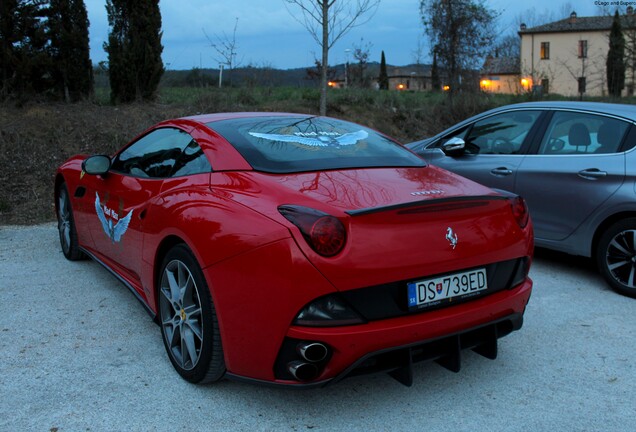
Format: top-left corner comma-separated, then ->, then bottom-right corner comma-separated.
211,166 -> 530,290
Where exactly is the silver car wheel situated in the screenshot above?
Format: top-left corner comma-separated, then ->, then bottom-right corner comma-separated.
58,188 -> 71,255
56,182 -> 84,261
160,259 -> 204,371
605,229 -> 636,288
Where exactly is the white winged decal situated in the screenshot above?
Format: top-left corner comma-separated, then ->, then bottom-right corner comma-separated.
249,130 -> 368,148
95,192 -> 133,243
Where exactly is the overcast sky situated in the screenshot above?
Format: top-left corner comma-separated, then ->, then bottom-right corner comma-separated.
85,0 -> 601,70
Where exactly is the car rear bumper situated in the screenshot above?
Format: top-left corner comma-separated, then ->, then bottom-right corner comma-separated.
227,277 -> 532,387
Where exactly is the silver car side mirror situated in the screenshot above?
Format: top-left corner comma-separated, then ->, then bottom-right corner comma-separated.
441,137 -> 466,155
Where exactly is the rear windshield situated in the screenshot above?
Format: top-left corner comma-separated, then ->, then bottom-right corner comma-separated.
209,116 -> 425,173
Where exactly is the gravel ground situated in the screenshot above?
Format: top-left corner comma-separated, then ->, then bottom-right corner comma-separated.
1,223 -> 635,432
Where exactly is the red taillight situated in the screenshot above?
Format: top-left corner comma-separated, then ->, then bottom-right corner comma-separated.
510,196 -> 529,228
278,205 -> 347,257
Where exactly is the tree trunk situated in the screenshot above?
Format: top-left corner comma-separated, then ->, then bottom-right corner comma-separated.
320,0 -> 328,116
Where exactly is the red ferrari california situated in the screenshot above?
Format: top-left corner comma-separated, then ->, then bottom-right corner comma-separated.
55,113 -> 533,387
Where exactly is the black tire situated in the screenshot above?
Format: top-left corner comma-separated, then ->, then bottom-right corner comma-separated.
596,218 -> 636,299
158,244 -> 225,383
56,182 -> 85,261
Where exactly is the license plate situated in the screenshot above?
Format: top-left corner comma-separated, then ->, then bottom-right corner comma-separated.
407,268 -> 487,309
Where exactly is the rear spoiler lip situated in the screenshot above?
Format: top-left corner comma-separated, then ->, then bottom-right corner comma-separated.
344,194 -> 508,217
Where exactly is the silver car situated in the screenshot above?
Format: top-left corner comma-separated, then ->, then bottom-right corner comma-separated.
407,101 -> 636,298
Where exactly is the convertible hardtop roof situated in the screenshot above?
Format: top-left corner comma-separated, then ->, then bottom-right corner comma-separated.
180,112 -> 313,125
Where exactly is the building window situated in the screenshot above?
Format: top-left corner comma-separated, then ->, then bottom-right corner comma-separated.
541,79 -> 549,94
578,40 -> 588,58
540,42 -> 550,59
578,77 -> 586,94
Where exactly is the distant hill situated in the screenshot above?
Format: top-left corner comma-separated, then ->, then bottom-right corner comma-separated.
94,62 -> 432,89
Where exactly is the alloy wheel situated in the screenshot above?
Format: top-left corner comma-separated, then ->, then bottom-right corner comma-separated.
160,259 -> 204,370
58,187 -> 71,255
605,229 -> 636,288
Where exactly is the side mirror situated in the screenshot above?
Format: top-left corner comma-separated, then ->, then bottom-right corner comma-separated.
82,155 -> 111,176
441,137 -> 466,156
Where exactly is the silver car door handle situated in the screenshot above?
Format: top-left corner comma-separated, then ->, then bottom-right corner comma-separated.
578,169 -> 607,179
490,167 -> 513,176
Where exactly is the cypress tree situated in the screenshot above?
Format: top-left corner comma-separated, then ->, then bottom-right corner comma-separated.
0,0 -> 49,98
0,0 -> 20,97
48,0 -> 93,102
607,10 -> 625,98
431,51 -> 440,91
104,0 -> 163,103
378,50 -> 388,90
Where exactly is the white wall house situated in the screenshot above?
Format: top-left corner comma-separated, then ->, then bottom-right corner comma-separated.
519,10 -> 636,97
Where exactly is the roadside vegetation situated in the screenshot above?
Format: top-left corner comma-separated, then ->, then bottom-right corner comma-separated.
0,85 -> 632,225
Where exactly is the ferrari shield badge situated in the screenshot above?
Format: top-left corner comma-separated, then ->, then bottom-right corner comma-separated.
95,192 -> 132,243
446,227 -> 458,249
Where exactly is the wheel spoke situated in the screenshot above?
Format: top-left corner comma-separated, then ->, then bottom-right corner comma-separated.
185,315 -> 203,341
608,260 -> 630,271
171,344 -> 184,367
177,262 -> 188,291
160,286 -> 179,314
59,192 -> 68,219
182,274 -> 195,307
166,270 -> 181,303
63,224 -> 71,250
629,267 -> 636,288
609,238 -> 630,256
184,304 -> 201,318
181,326 -> 199,367
164,322 -> 178,348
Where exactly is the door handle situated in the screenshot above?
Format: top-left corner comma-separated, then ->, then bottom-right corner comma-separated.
490,167 -> 513,176
578,169 -> 607,179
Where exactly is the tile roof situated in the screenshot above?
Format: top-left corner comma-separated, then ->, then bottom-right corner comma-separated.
519,14 -> 636,34
481,57 -> 520,75
388,64 -> 432,77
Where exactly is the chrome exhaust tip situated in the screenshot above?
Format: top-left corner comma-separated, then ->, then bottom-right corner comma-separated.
297,342 -> 328,363
287,361 -> 319,381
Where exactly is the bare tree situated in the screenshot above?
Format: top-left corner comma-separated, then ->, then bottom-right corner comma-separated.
558,2 -> 575,19
515,3 -> 574,30
557,39 -> 605,100
412,36 -> 426,66
204,17 -> 241,86
351,38 -> 372,87
492,34 -> 520,58
284,0 -> 380,115
421,0 -> 498,96
619,10 -> 636,95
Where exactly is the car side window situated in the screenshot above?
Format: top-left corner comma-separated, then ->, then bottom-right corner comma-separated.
111,128 -> 199,178
538,112 -> 629,155
171,139 -> 212,177
461,111 -> 541,155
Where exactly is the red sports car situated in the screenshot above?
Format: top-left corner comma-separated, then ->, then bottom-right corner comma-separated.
55,112 -> 533,387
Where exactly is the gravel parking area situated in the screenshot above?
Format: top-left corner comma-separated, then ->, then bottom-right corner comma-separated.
1,223 -> 635,431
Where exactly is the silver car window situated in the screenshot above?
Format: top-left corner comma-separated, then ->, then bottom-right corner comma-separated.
538,112 -> 629,155
464,111 -> 541,155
